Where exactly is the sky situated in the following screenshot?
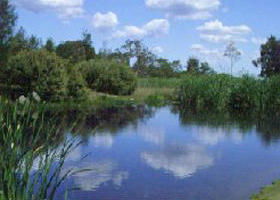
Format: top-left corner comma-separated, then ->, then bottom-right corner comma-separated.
12,0 -> 280,75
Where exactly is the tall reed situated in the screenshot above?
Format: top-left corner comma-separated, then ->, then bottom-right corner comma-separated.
176,74 -> 280,113
0,100 -> 80,200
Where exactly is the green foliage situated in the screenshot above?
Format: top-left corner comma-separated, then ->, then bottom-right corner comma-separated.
254,36 -> 280,77
0,101 -> 79,200
67,67 -> 88,101
3,50 -> 68,101
176,74 -> 280,112
149,59 -> 182,77
78,59 -> 137,95
177,74 -> 232,111
187,57 -> 200,74
9,28 -> 41,54
56,32 -> 95,64
0,0 -> 17,66
44,38 -> 56,52
138,78 -> 181,88
187,58 -> 216,75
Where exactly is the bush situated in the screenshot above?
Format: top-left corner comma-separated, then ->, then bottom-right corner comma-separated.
66,67 -> 88,101
78,59 -> 137,95
3,50 -> 68,101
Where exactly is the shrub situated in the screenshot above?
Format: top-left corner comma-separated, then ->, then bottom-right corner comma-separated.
78,59 -> 137,95
66,67 -> 88,101
3,50 -> 68,101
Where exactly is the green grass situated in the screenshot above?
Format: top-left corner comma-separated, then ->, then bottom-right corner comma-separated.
251,181 -> 280,200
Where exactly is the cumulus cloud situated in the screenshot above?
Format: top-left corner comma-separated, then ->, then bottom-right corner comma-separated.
191,44 -> 221,56
92,12 -> 119,31
141,144 -> 213,178
113,19 -> 170,39
14,0 -> 85,19
145,0 -> 220,20
64,160 -> 128,191
197,20 -> 251,43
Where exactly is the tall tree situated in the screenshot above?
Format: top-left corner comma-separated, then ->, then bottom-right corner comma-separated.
56,32 -> 96,64
187,57 -> 200,74
253,36 -> 280,77
224,41 -> 241,76
0,0 -> 17,65
120,40 -> 156,76
44,38 -> 56,52
200,62 -> 216,74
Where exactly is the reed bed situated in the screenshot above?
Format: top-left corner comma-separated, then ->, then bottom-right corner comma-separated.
176,74 -> 280,113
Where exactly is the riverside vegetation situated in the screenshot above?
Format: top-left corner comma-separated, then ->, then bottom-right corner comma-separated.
2,0 -> 280,199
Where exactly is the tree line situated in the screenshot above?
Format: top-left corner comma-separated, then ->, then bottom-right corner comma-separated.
1,0 -> 280,103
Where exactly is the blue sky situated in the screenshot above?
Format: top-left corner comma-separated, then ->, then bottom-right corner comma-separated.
13,0 -> 280,75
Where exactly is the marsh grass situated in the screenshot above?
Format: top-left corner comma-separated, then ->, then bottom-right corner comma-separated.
0,101 -> 83,200
176,74 -> 280,113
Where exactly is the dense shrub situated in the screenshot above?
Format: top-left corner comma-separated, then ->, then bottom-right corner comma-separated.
66,67 -> 88,101
3,50 -> 68,101
78,59 -> 137,95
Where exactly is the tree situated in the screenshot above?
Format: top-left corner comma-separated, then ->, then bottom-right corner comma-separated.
9,27 -> 41,55
56,32 -> 96,64
224,41 -> 241,76
120,40 -> 156,76
44,38 -> 56,52
200,62 -> 216,74
253,36 -> 280,77
0,0 -> 17,65
187,58 -> 200,74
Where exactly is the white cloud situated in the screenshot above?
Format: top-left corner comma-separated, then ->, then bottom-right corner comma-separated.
152,46 -> 164,54
191,44 -> 221,56
141,144 -> 213,178
92,12 -> 118,31
145,0 -> 220,20
113,19 -> 170,39
14,0 -> 85,19
251,37 -> 266,45
197,20 -> 251,35
68,161 -> 128,191
197,20 -> 251,43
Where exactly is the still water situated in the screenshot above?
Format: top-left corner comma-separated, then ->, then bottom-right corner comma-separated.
56,106 -> 280,200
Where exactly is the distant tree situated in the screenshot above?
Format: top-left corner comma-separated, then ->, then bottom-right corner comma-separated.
27,35 -> 41,49
120,40 -> 156,76
150,58 -> 182,77
253,36 -> 280,77
81,31 -> 96,60
200,62 -> 216,74
56,32 -> 96,64
0,0 -> 17,65
224,41 -> 241,76
187,58 -> 200,74
44,38 -> 56,52
9,28 -> 41,55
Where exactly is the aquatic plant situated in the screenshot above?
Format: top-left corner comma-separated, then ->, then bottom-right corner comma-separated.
176,74 -> 280,113
0,101 -> 81,200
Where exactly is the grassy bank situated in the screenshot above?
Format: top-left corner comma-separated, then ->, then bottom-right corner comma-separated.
176,74 -> 280,113
251,181 -> 280,200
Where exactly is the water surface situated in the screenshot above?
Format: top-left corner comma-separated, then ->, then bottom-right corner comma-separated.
57,107 -> 280,200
